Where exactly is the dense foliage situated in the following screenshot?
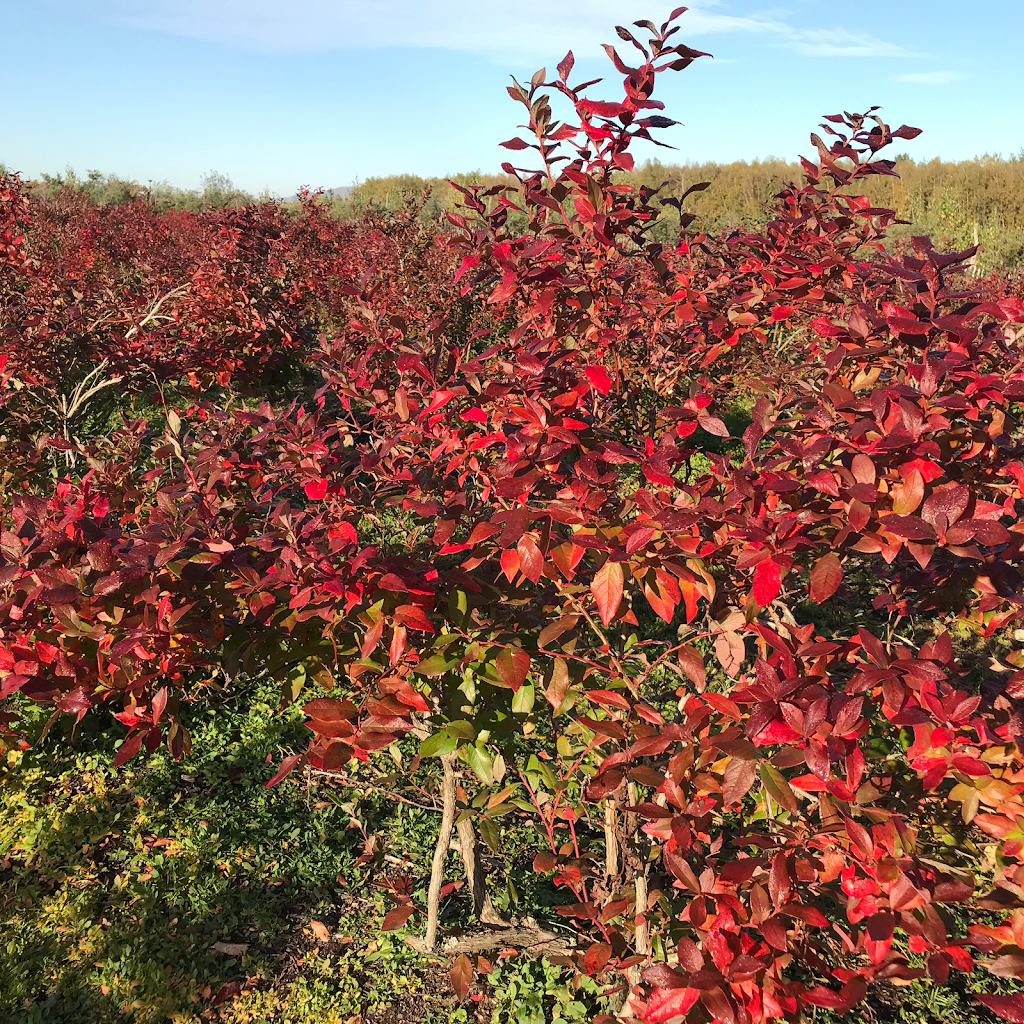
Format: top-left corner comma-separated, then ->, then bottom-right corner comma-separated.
5,8 -> 1024,1022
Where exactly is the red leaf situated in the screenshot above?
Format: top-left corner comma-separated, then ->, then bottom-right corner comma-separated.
450,952 -> 473,1000
703,692 -> 742,721
455,254 -> 479,282
802,987 -> 846,1009
151,686 -> 168,725
843,814 -> 874,858
893,124 -> 923,140
697,412 -> 730,437
304,479 -> 328,501
57,686 -> 93,717
265,753 -> 302,789
394,604 -> 435,633
389,624 -> 407,666
677,644 -> 706,688
114,730 -> 144,768
811,316 -> 843,337
976,994 -> 1024,1023
644,987 -> 700,1022
752,558 -> 782,606
500,138 -> 530,150
585,689 -> 630,711
808,552 -> 842,602
584,365 -> 613,395
760,915 -> 789,951
578,99 -> 627,118
517,534 -> 543,583
583,941 -> 612,975
533,850 -> 558,872
304,698 -> 357,724
900,456 -> 943,482
951,753 -> 990,776
249,592 -> 275,624
852,453 -> 877,484
591,560 -> 624,626
382,906 -> 415,931
495,647 -> 530,692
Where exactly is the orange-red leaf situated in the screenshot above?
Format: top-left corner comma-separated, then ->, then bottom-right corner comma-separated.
450,952 -> 473,1000
645,987 -> 700,1022
495,647 -> 530,692
722,757 -> 757,807
591,560 -> 624,626
809,552 -> 842,602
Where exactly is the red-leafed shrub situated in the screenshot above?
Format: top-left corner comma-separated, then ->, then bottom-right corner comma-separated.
4,8 -> 1024,1022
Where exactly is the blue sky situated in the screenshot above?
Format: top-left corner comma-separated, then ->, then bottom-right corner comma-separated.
3,1 -> 1021,196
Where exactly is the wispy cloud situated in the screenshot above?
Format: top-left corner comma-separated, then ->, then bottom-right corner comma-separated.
786,28 -> 911,59
58,0 -> 910,63
894,70 -> 968,85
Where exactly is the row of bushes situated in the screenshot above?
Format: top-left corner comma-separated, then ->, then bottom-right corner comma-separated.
11,150 -> 1023,275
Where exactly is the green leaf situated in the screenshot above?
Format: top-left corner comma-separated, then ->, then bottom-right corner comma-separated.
280,663 -> 306,708
458,672 -> 477,703
478,816 -> 501,853
512,682 -> 535,715
430,633 -> 462,649
420,731 -> 458,758
416,654 -> 451,677
464,743 -> 494,786
526,754 -> 557,791
485,802 -> 515,818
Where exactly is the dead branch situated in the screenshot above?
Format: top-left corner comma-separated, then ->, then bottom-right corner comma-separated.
124,285 -> 189,340
434,919 -> 572,956
455,817 -> 507,926
406,751 -> 457,954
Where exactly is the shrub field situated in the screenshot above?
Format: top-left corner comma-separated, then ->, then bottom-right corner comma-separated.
4,8 -> 1024,1023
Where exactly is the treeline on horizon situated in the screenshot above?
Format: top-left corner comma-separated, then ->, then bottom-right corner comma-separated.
6,152 -> 1024,274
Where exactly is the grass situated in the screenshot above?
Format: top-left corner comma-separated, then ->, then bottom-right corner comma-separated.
0,683 -> 614,1024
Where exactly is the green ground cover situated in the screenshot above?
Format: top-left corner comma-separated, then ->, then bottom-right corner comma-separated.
3,676 -> 1021,1024
0,684 -> 614,1024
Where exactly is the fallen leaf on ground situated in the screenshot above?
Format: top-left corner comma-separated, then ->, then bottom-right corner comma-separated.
210,941 -> 248,956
